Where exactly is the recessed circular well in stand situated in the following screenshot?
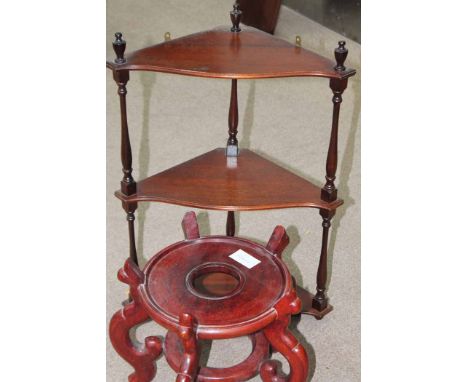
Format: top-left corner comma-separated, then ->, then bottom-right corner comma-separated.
186,262 -> 245,299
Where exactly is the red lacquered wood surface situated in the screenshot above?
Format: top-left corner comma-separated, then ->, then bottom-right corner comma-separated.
109,260 -> 163,382
110,212 -> 309,381
115,148 -> 343,211
165,331 -> 270,382
139,235 -> 290,339
106,27 -> 355,80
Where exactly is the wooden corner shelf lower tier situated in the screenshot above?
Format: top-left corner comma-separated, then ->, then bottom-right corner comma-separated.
115,148 -> 343,211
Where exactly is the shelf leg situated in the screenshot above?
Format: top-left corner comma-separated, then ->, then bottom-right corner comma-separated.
120,202 -> 138,304
226,211 -> 235,237
321,77 -> 348,202
311,208 -> 335,313
226,79 -> 239,157
125,203 -> 138,267
113,69 -> 136,196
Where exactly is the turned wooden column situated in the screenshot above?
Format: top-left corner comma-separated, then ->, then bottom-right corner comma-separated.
112,32 -> 139,267
226,79 -> 239,156
312,209 -> 335,311
224,5 -> 242,236
313,41 -> 349,312
225,78 -> 239,236
321,41 -> 349,202
226,3 -> 241,158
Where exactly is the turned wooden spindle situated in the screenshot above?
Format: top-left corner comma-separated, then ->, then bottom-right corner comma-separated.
225,81 -> 238,233
126,205 -> 138,266
320,77 -> 348,202
321,41 -> 350,202
112,33 -> 138,267
230,3 -> 242,32
313,41 -> 352,315
312,209 -> 335,312
112,34 -> 135,196
226,79 -> 239,157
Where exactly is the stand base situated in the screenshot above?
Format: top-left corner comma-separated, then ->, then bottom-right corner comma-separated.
296,285 -> 333,320
164,331 -> 270,382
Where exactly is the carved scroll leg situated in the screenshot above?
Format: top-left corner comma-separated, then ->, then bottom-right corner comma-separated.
110,302 -> 162,382
110,259 -> 163,382
312,209 -> 336,314
261,315 -> 309,382
175,313 -> 199,382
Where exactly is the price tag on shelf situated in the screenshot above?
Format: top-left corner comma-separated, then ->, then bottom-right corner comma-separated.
229,249 -> 261,269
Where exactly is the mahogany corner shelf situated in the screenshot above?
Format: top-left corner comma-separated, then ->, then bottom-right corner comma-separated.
107,3 -> 356,322
115,148 -> 343,212
106,26 -> 355,80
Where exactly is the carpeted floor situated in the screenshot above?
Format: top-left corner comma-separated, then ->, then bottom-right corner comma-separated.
107,1 -> 360,381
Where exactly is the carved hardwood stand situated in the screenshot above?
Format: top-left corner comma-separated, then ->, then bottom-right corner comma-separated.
110,212 -> 308,381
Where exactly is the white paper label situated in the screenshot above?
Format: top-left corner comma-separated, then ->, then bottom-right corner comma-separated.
229,249 -> 261,269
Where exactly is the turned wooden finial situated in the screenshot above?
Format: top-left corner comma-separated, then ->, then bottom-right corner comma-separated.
113,32 -> 127,64
334,40 -> 348,71
230,3 -> 242,32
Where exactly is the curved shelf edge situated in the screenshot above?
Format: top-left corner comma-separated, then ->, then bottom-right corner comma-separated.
106,27 -> 356,81
113,148 -> 344,212
107,61 -> 356,80
115,190 -> 343,212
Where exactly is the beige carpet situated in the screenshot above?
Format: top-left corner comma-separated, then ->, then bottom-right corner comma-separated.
107,1 -> 361,381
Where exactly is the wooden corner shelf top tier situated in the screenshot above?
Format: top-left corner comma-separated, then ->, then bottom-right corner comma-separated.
106,26 -> 356,80
115,148 -> 343,211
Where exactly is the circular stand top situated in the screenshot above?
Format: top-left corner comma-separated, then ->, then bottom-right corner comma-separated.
138,236 -> 292,339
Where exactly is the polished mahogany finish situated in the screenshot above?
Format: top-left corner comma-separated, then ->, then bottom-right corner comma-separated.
311,209 -> 336,312
106,27 -> 355,80
320,41 -> 350,203
115,148 -> 343,211
109,212 -> 309,381
111,33 -> 139,267
226,79 -> 239,156
320,77 -> 348,202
